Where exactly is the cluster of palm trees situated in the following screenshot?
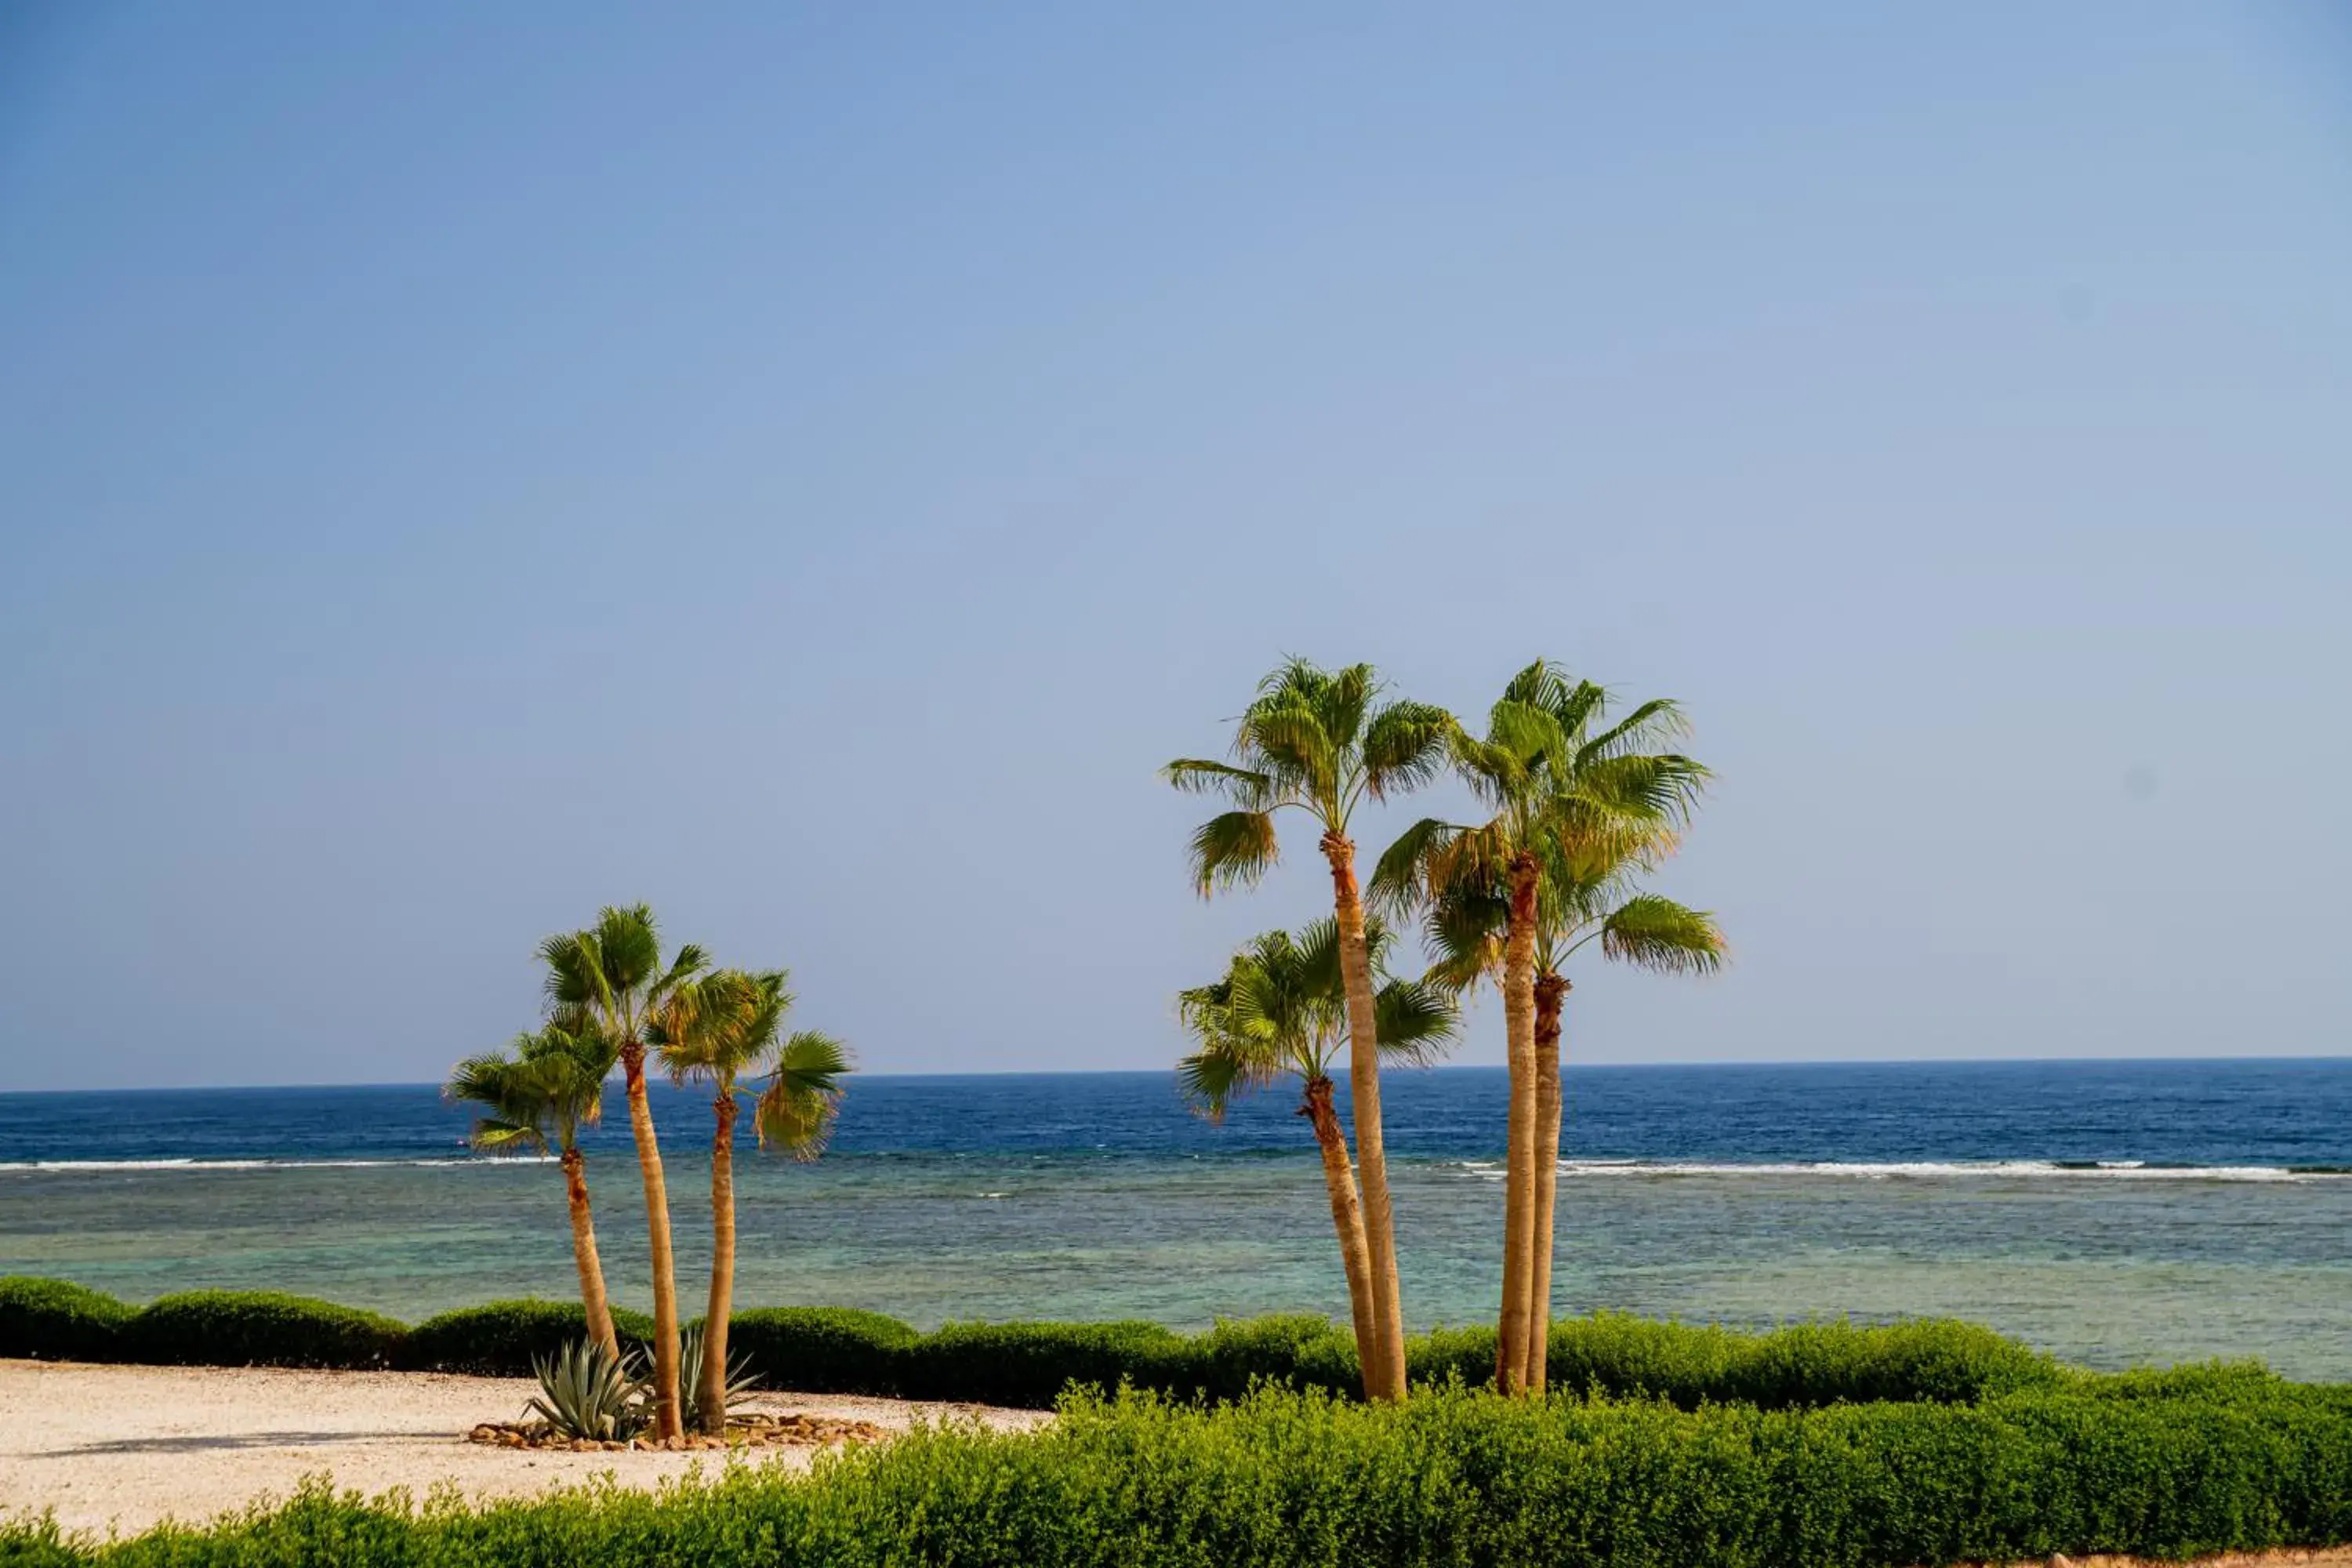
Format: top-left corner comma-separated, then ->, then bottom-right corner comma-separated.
444,904 -> 849,1440
1169,659 -> 1725,1400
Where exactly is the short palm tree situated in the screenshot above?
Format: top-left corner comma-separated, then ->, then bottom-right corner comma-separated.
1166,659 -> 1457,1401
537,904 -> 708,1442
445,1023 -> 623,1359
1421,861 -> 1723,1392
1374,661 -> 1708,1393
652,967 -> 849,1434
1178,918 -> 1456,1397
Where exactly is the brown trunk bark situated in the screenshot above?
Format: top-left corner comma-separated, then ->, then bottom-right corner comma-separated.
1496,851 -> 1541,1396
699,1092 -> 739,1435
1323,829 -> 1408,1402
620,1041 -> 684,1442
1301,1076 -> 1381,1400
1523,971 -> 1569,1393
559,1147 -> 621,1361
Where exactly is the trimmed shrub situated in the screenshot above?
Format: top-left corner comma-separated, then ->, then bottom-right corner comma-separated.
724,1306 -> 918,1395
0,1276 -> 2295,1417
1403,1313 -> 2063,1409
125,1290 -> 408,1369
401,1300 -> 655,1376
1179,1312 -> 1360,1401
5,1382 -> 2348,1566
0,1276 -> 133,1363
898,1319 -> 1191,1406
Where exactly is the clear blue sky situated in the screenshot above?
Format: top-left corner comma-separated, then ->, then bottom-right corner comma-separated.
2,3 -> 2347,1091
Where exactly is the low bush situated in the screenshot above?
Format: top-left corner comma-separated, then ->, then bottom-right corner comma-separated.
5,1381 -> 2347,1566
724,1305 -> 918,1395
1401,1313 -> 2063,1409
123,1290 -> 408,1369
401,1300 -> 655,1376
0,1276 -> 2295,1417
1178,1312 -> 1359,1401
0,1276 -> 132,1363
898,1318 -> 1192,1406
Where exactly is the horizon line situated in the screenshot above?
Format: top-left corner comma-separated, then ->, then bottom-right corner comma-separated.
3,1054 -> 2347,1098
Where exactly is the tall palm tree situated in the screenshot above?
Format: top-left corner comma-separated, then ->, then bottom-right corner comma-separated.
652,967 -> 849,1433
536,904 -> 708,1442
1177,918 -> 1457,1397
1374,662 -> 1707,1393
444,1022 -> 623,1358
1165,659 -> 1456,1401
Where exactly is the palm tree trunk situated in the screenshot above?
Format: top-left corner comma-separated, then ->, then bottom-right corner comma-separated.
1301,1075 -> 1381,1400
1497,851 -> 1541,1395
700,1091 -> 739,1435
620,1041 -> 684,1443
1523,971 -> 1569,1393
1322,828 -> 1408,1403
558,1146 -> 621,1360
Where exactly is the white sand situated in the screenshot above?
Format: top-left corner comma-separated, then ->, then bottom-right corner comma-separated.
0,1359 -> 1047,1537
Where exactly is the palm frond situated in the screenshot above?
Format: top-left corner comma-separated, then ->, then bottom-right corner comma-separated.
1599,895 -> 1728,975
1176,1040 -> 1278,1122
469,1118 -> 547,1155
591,904 -> 663,994
1161,758 -> 1277,808
1373,978 -> 1459,1065
1576,751 -> 1710,826
753,1029 -> 851,1158
1314,662 -> 1376,751
1576,697 -> 1690,764
535,931 -> 609,1015
1237,703 -> 1338,794
1484,698 -> 1573,783
1359,699 -> 1458,801
1420,878 -> 1509,994
1368,818 -> 1464,916
1186,809 -> 1279,895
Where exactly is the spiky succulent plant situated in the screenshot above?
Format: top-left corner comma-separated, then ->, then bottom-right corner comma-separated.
525,1338 -> 648,1441
677,1323 -> 759,1432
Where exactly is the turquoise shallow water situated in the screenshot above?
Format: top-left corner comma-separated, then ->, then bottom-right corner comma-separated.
3,1062 -> 2347,1379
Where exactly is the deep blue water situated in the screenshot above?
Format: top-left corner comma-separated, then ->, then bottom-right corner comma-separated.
3,1062 -> 2347,1379
5,1058 -> 2347,1170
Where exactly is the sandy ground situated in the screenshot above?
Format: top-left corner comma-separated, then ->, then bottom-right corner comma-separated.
0,1359 -> 1047,1537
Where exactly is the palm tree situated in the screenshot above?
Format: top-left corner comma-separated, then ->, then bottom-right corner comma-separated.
536,903 -> 708,1442
1165,659 -> 1456,1402
1422,869 -> 1724,1392
1177,919 -> 1457,1397
1374,662 -> 1708,1393
652,967 -> 849,1433
444,1022 -> 623,1358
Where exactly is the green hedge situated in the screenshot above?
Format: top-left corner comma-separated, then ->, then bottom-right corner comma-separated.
5,1382 -> 2349,1566
123,1290 -> 408,1369
0,1276 -> 2221,1414
724,1305 -> 919,1394
400,1300 -> 655,1377
1407,1313 -> 2063,1407
0,1276 -> 132,1362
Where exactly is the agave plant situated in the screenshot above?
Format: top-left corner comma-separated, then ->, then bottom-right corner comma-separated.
677,1322 -> 759,1433
525,1338 -> 648,1441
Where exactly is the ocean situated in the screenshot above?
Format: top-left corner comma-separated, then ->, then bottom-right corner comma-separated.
2,1060 -> 2347,1380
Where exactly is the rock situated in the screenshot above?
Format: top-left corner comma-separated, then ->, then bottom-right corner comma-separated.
2049,1555 -> 2075,1568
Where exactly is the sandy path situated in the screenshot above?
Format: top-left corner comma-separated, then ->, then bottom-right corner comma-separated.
0,1359 -> 1046,1537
